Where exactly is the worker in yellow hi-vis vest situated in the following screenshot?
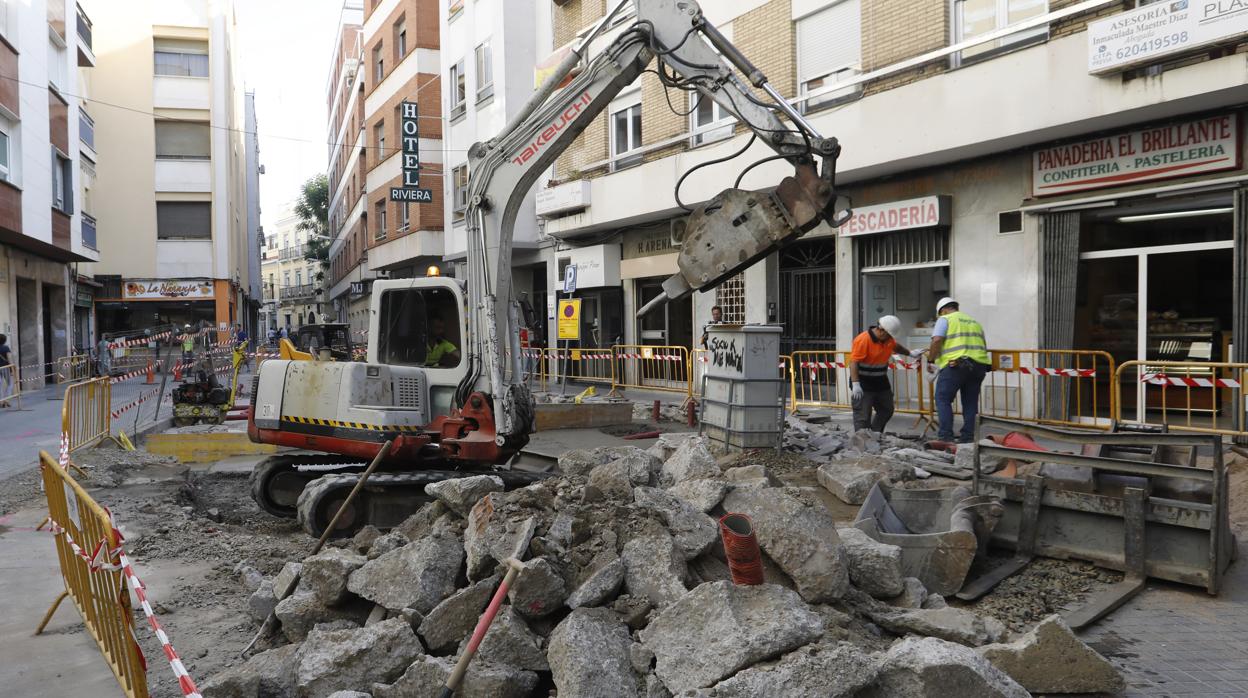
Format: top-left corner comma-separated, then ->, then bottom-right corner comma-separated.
921,297 -> 990,444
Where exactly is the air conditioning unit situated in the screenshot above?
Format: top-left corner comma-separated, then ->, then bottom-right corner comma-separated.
670,217 -> 688,247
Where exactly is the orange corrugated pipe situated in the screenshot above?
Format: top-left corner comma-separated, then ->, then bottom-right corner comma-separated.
719,513 -> 764,586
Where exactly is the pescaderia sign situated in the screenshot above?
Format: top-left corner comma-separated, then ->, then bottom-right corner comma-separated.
1032,114 -> 1239,196
122,279 -> 215,300
1088,0 -> 1248,75
838,196 -> 951,237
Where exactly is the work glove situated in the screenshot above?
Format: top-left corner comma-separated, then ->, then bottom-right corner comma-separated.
910,348 -> 927,358
850,382 -> 863,402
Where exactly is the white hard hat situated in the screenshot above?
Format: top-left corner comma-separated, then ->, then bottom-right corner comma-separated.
878,315 -> 903,338
936,297 -> 958,313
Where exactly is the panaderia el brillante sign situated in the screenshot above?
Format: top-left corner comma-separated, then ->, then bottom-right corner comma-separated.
1031,114 -> 1240,196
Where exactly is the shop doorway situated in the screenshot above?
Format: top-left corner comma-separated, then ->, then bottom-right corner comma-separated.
779,238 -> 836,355
636,279 -> 692,349
855,228 -> 951,349
1074,196 -> 1234,422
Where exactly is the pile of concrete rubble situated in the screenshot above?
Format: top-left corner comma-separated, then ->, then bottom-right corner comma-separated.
204,432 -> 1122,698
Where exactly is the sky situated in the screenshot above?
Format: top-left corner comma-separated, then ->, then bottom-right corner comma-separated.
236,0 -> 347,231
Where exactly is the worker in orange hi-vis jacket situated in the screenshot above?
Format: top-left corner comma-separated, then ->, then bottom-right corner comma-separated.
848,315 -> 923,433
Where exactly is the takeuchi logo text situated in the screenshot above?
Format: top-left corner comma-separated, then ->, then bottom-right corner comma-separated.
511,92 -> 592,167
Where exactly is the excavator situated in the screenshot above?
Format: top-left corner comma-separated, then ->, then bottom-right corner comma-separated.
248,0 -> 851,537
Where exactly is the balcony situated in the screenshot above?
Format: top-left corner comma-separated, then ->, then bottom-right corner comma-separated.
155,158 -> 211,192
76,4 -> 94,67
79,110 -> 94,152
81,212 -> 96,250
279,243 -> 308,261
279,284 -> 317,302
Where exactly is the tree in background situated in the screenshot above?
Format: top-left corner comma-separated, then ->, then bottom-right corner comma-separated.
297,174 -> 330,283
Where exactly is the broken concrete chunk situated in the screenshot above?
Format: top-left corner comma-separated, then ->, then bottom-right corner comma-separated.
872,606 -> 1006,647
350,525 -> 382,555
838,527 -> 905,599
272,561 -> 302,600
201,643 -> 298,698
612,594 -> 654,631
464,497 -> 536,581
567,554 -> 625,609
394,501 -> 450,541
507,556 -> 568,618
347,531 -> 464,613
548,607 -> 639,698
294,618 -> 423,698
722,487 -> 850,603
234,562 -> 265,592
247,579 -> 277,622
640,581 -> 823,693
666,478 -> 729,513
588,451 -> 657,500
723,464 -> 776,489
862,636 -> 1028,698
418,574 -> 499,652
372,654 -> 537,698
621,526 -> 689,609
366,531 -> 410,560
326,691 -> 371,698
816,460 -> 883,505
301,548 -> 367,606
547,510 -> 591,548
455,605 -> 549,672
275,589 -> 367,642
707,641 -> 879,698
849,429 -> 883,454
977,614 -> 1124,694
633,486 -> 718,560
658,436 -> 719,487
630,642 -> 656,675
921,592 -> 947,610
886,577 -> 929,610
560,446 -> 651,478
645,432 -> 702,462
425,474 -> 505,517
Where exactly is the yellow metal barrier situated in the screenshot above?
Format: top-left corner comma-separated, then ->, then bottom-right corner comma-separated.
0,363 -> 19,406
56,354 -> 91,384
36,450 -> 149,697
548,347 -> 616,386
976,349 -> 1116,430
1115,360 -> 1248,438
790,350 -> 852,413
611,345 -> 690,396
63,377 -> 111,454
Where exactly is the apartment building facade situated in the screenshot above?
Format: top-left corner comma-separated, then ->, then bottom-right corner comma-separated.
0,0 -> 98,382
84,0 -> 256,344
543,0 -> 1248,389
439,0 -> 555,342
325,0 -> 444,337
261,201 -> 322,335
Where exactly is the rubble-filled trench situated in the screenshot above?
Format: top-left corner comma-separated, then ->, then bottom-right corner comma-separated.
5,412 -> 1156,698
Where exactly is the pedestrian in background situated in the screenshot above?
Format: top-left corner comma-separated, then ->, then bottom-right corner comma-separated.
700,305 -> 723,348
924,297 -> 990,443
0,333 -> 12,407
849,315 -> 921,433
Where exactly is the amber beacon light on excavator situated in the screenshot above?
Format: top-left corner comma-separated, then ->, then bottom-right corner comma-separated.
247,0 -> 852,537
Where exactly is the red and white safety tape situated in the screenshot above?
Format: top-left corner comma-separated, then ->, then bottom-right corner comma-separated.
109,362 -> 163,385
1141,373 -> 1240,389
1015,367 -> 1095,378
108,330 -> 175,350
37,511 -> 202,697
110,387 -> 167,419
59,431 -> 70,467
617,353 -> 684,361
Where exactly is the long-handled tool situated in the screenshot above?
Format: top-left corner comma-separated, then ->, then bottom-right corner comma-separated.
240,439 -> 393,657
438,537 -> 530,697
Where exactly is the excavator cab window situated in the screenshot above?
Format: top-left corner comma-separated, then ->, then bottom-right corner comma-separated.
377,287 -> 462,369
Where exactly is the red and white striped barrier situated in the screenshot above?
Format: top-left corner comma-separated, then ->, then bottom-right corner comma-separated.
109,362 -> 163,385
1141,373 -> 1241,389
59,432 -> 70,467
108,330 -> 174,350
617,352 -> 683,361
37,513 -> 202,697
1013,367 -> 1096,378
110,387 -> 166,419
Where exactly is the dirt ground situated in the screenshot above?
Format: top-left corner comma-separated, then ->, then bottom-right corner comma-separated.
6,431 -> 1245,697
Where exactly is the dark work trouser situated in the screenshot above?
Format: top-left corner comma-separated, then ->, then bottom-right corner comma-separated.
853,388 -> 894,433
935,360 -> 989,442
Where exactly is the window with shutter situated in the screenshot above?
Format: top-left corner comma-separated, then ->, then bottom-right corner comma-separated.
157,202 -> 211,239
796,0 -> 862,113
155,122 -> 210,159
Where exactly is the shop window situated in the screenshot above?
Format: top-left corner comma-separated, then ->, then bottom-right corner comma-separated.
156,201 -> 211,239
154,39 -> 208,77
377,287 -> 462,368
690,94 -> 734,146
155,121 -> 210,160
610,102 -> 642,172
796,0 -> 863,113
858,228 -> 949,269
715,274 -> 746,324
952,0 -> 1048,65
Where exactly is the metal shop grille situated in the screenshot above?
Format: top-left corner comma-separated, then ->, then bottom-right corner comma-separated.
858,228 -> 949,270
716,273 -> 746,323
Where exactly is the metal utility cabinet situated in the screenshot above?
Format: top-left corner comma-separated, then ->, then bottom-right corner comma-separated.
700,324 -> 786,451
